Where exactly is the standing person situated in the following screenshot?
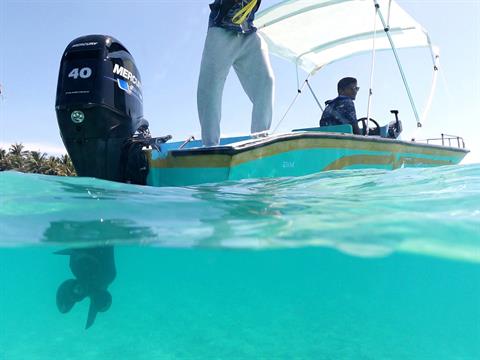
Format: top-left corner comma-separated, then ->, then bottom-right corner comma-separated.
320,77 -> 362,135
197,0 -> 275,147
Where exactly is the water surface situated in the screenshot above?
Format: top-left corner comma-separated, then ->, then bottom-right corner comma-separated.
1,165 -> 479,359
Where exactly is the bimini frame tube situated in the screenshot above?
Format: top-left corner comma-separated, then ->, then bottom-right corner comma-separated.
374,0 -> 422,128
365,2 -> 380,134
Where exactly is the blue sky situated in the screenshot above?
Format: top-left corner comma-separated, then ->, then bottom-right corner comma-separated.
1,0 -> 479,163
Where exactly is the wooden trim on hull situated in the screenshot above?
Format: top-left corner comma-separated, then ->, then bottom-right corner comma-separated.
323,154 -> 454,171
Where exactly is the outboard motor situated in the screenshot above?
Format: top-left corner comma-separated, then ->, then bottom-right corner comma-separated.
55,34 -> 151,184
54,35 -> 173,329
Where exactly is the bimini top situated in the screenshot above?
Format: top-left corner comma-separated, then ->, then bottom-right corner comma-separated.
255,0 -> 438,74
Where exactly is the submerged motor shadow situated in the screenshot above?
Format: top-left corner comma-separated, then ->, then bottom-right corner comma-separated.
55,246 -> 116,329
42,218 -> 159,328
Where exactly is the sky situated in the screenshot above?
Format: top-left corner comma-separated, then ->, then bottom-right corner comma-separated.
1,0 -> 479,164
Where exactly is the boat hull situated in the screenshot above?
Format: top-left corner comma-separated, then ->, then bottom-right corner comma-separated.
147,132 -> 468,187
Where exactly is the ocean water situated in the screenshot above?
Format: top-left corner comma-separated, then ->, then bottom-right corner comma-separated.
0,165 -> 479,359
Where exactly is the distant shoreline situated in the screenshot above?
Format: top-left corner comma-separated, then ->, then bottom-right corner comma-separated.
0,143 -> 76,176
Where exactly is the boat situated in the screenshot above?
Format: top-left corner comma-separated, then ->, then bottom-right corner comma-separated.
146,131 -> 466,186
55,0 -> 468,187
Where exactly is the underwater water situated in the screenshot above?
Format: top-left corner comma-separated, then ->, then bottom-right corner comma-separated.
1,165 -> 479,359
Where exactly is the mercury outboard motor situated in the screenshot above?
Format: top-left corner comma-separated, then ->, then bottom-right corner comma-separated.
54,35 -> 171,329
55,34 -> 162,184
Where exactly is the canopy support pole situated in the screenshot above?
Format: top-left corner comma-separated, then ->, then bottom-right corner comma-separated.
295,61 -> 301,90
306,79 -> 324,112
365,2 -> 380,134
374,0 -> 422,128
387,0 -> 392,27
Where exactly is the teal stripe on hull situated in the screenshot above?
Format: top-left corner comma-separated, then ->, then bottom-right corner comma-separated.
147,167 -> 230,187
229,148 -> 387,180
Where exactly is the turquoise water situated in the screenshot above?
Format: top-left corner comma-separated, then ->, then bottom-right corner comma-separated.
1,165 -> 479,359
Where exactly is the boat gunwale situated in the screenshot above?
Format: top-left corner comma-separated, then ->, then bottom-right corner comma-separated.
162,132 -> 469,158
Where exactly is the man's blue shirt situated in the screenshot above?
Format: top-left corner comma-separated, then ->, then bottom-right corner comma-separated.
209,0 -> 261,34
320,95 -> 357,127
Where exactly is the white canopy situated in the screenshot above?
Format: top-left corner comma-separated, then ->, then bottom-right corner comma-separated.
255,0 -> 438,74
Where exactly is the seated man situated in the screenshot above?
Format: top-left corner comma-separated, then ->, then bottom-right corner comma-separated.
319,77 -> 362,135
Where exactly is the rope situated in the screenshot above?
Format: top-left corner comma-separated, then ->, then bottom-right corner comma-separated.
272,75 -> 310,133
232,0 -> 258,25
421,56 -> 440,124
412,56 -> 440,140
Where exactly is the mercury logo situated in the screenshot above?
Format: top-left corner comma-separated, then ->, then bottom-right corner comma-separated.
112,64 -> 141,88
71,110 -> 85,124
72,42 -> 98,48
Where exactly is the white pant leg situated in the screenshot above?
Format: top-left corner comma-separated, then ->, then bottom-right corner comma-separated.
233,32 -> 274,134
197,27 -> 240,147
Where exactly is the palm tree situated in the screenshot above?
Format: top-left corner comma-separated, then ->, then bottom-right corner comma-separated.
0,148 -> 7,171
7,143 -> 26,170
8,143 -> 25,156
0,144 -> 76,176
43,156 -> 58,175
25,151 -> 48,173
57,154 -> 76,176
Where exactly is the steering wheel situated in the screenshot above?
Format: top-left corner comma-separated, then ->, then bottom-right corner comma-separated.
357,117 -> 380,136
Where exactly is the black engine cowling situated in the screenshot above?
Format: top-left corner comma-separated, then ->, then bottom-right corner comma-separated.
55,34 -> 149,184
